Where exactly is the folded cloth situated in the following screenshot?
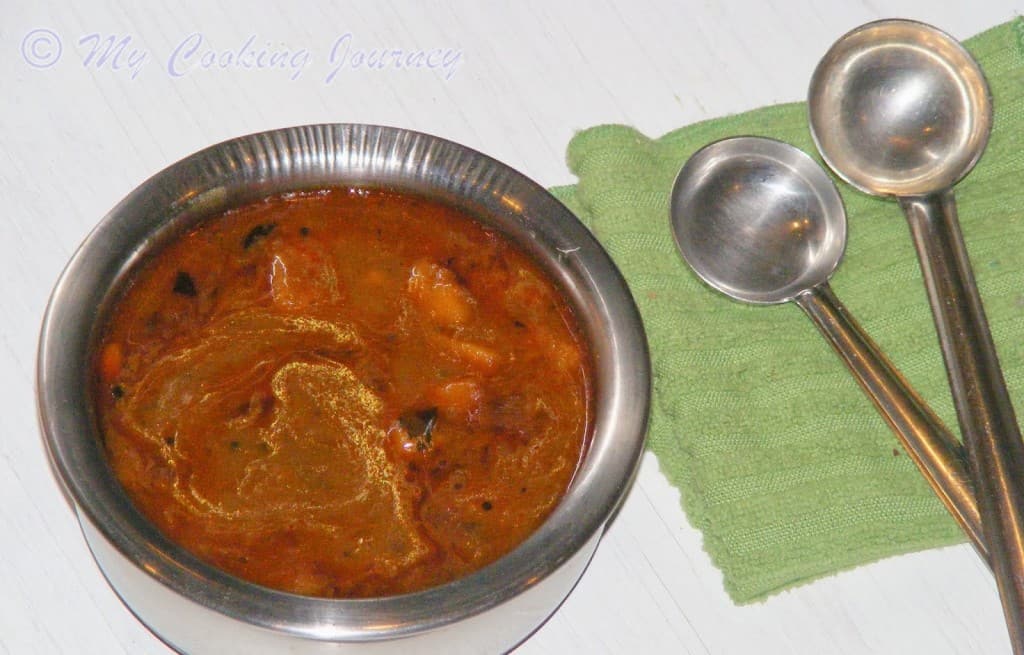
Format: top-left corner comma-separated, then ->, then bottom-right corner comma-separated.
550,18 -> 1024,603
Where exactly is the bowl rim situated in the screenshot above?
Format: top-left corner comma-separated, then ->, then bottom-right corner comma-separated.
36,123 -> 651,644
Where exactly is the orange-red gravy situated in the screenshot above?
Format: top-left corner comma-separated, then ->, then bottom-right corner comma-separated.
93,188 -> 592,598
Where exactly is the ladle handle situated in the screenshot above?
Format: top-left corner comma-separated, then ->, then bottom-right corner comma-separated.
900,191 -> 1024,649
794,284 -> 985,562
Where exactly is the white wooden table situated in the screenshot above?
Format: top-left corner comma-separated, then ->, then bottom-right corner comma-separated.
2,1 -> 1019,652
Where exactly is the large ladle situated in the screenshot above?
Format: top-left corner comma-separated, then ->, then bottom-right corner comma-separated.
669,135 -> 984,563
808,19 -> 1024,650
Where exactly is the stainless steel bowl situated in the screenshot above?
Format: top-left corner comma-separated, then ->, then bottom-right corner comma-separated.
36,124 -> 651,654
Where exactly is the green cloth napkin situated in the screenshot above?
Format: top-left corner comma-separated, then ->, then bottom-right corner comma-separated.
550,18 -> 1024,603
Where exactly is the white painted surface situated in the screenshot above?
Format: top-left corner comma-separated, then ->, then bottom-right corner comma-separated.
2,1 -> 1019,653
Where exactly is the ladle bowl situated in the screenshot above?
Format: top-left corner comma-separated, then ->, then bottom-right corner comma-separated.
807,19 -> 992,197
670,135 -> 845,304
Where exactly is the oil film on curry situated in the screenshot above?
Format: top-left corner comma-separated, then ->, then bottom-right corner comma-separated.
92,186 -> 593,598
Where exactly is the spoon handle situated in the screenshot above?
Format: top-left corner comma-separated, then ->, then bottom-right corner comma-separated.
900,191 -> 1024,648
794,284 -> 986,562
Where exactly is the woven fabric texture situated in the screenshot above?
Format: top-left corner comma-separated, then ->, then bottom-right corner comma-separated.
550,19 -> 1024,602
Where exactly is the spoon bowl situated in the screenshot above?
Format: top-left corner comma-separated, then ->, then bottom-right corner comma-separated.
808,19 -> 991,197
670,136 -> 846,304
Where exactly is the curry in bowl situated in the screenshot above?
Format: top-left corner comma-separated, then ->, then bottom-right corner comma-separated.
92,186 -> 592,598
39,124 -> 649,654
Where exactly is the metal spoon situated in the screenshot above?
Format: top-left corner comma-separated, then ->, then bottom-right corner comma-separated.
669,135 -> 984,563
808,20 -> 1024,649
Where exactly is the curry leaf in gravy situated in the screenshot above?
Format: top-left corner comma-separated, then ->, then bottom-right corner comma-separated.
172,271 -> 198,297
399,407 -> 439,449
242,223 -> 277,249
